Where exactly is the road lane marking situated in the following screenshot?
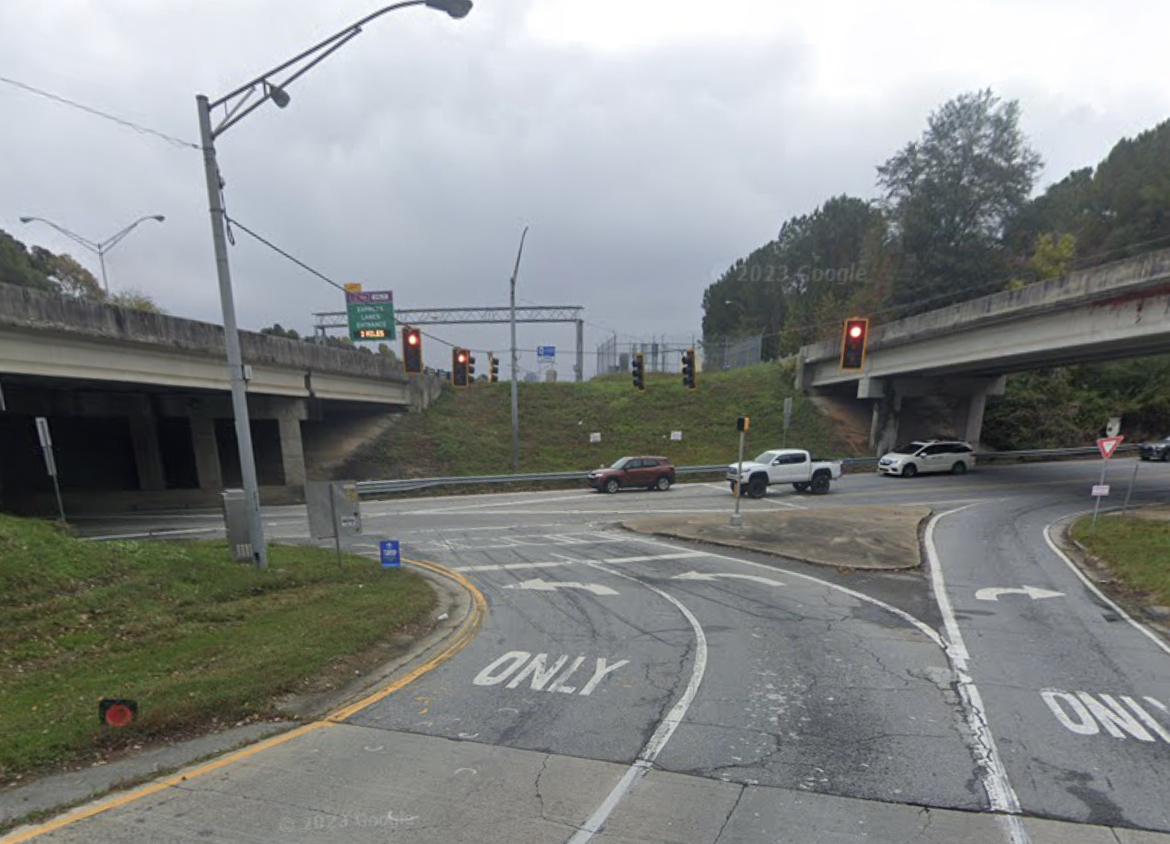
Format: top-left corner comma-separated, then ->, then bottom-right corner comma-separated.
924,507 -> 1030,844
673,571 -> 785,587
1042,690 -> 1170,743
1043,514 -> 1170,658
622,535 -> 945,649
566,565 -> 708,844
472,652 -> 628,696
503,578 -> 618,596
452,550 -> 708,573
975,586 -> 1064,602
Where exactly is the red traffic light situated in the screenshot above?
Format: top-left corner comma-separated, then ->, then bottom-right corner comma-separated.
457,352 -> 466,363
407,333 -> 419,346
849,324 -> 863,339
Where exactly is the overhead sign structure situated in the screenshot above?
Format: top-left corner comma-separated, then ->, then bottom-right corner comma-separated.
346,289 -> 395,342
1097,436 -> 1124,459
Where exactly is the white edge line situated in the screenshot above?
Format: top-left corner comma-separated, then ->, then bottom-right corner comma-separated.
565,563 -> 708,844
1043,514 -> 1170,658
923,505 -> 1026,828
623,534 -> 944,650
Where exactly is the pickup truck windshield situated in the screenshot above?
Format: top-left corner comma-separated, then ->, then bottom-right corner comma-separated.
751,451 -> 779,464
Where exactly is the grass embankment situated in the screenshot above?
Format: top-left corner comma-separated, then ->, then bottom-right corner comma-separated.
340,360 -> 856,480
0,515 -> 435,785
1071,513 -> 1170,608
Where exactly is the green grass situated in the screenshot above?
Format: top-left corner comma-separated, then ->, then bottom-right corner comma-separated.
1071,515 -> 1170,606
339,360 -> 856,480
0,514 -> 435,784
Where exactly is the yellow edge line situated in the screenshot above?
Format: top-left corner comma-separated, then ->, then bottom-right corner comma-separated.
1,557 -> 487,844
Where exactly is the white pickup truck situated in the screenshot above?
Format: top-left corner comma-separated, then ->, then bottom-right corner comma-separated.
726,448 -> 842,498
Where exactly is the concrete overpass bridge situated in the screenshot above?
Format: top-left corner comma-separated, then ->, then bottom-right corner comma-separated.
795,248 -> 1170,453
0,285 -> 440,514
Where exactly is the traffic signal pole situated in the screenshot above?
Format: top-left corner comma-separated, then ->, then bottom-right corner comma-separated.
509,227 -> 528,472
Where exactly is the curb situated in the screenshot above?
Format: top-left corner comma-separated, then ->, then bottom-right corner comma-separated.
0,560 -> 486,842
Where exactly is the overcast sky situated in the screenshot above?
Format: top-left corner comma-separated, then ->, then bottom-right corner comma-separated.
2,0 -> 1168,377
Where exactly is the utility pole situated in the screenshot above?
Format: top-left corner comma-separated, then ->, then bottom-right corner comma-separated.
509,226 -> 528,472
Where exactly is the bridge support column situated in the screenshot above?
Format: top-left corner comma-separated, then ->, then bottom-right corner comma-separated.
952,376 -> 1007,450
277,403 -> 307,488
129,402 -> 166,492
191,414 -> 223,491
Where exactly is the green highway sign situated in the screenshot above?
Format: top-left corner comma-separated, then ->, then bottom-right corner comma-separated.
345,290 -> 395,341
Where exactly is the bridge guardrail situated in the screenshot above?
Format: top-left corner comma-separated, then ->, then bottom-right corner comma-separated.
355,445 -> 1137,497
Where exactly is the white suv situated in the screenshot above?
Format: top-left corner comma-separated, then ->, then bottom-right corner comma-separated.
877,440 -> 975,477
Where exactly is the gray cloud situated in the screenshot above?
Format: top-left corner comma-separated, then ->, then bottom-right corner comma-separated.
2,0 -> 1168,376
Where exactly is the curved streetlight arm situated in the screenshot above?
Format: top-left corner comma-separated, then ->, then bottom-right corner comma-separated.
207,0 -> 470,138
20,217 -> 99,254
99,215 -> 166,254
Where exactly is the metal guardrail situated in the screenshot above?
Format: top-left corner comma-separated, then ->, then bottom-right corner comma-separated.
354,445 -> 1137,497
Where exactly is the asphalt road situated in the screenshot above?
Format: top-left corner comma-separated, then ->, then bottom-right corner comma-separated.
21,457 -> 1170,843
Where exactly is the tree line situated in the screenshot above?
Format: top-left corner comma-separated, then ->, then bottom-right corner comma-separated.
702,90 -> 1170,358
0,229 -> 163,312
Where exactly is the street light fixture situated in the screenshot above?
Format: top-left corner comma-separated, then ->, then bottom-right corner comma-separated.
196,0 -> 472,569
19,214 -> 166,295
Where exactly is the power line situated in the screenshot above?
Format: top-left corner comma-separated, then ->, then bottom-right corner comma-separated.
225,216 -> 347,293
0,75 -> 199,150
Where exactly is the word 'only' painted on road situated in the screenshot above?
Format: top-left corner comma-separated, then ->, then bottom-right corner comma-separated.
1042,689 -> 1170,743
473,651 -> 628,696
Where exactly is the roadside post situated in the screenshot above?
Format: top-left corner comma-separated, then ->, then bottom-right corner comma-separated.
1122,458 -> 1141,515
1092,435 -> 1124,526
306,480 -> 362,567
34,417 -> 66,524
731,416 -> 749,527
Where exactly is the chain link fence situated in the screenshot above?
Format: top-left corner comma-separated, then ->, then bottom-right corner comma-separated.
699,335 -> 763,372
594,335 -> 700,376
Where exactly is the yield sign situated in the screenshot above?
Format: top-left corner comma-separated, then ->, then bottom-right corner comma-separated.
1097,436 -> 1124,459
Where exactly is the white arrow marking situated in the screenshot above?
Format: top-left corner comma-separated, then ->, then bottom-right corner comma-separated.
975,586 -> 1065,602
672,571 -> 785,587
504,579 -> 618,596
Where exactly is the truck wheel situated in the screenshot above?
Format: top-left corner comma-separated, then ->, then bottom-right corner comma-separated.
748,476 -> 768,498
793,482 -> 810,493
810,472 -> 831,495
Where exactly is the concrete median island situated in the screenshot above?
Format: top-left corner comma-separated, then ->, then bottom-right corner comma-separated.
622,505 -> 930,570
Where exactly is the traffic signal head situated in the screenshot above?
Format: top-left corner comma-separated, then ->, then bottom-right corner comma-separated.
452,347 -> 469,387
682,347 -> 696,390
402,326 -> 422,374
466,355 -> 476,378
632,352 -> 645,391
840,317 -> 869,371
489,354 -> 500,382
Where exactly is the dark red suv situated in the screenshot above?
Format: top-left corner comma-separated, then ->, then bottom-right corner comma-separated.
587,456 -> 676,493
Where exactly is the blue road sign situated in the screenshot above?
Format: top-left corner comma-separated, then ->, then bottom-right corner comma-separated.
537,345 -> 556,359
379,540 -> 401,568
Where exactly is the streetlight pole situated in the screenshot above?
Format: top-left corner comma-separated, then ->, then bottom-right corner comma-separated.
20,215 -> 166,295
509,226 -> 528,473
195,0 -> 472,569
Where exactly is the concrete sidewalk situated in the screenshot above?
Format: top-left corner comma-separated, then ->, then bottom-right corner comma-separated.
622,505 -> 930,570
